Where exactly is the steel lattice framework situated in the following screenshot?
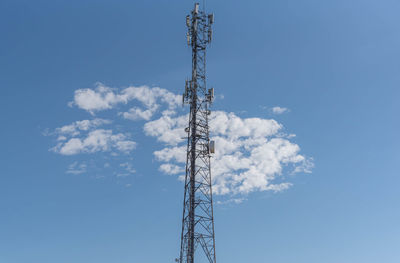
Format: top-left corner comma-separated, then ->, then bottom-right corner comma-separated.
179,3 -> 216,263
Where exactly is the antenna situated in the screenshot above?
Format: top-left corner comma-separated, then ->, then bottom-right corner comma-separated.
179,2 -> 217,263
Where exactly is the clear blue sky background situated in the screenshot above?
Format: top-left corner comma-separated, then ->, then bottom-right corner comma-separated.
1,0 -> 400,262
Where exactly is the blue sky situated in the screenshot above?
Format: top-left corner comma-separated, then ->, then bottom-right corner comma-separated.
1,0 -> 400,262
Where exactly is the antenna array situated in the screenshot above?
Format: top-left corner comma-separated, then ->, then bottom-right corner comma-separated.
179,3 -> 216,263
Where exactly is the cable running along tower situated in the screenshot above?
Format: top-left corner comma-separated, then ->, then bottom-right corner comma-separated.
179,3 -> 216,263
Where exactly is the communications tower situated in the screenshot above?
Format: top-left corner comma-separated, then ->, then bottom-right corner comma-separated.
179,3 -> 216,263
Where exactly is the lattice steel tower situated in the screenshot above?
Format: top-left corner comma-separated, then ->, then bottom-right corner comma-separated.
179,3 -> 216,263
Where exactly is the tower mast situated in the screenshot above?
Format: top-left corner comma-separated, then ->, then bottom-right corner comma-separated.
180,3 -> 216,263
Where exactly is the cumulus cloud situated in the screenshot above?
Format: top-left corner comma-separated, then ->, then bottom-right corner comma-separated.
50,82 -> 312,197
145,111 -> 312,196
159,163 -> 185,175
154,146 -> 187,164
121,107 -> 155,121
70,83 -> 181,119
55,118 -> 111,137
52,129 -> 136,155
271,106 -> 289,115
144,114 -> 188,146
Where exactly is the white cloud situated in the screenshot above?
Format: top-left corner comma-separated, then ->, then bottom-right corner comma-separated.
159,164 -> 185,175
115,140 -> 137,153
71,83 -> 181,119
120,162 -> 136,174
154,146 -> 187,163
271,106 -> 289,115
121,107 -> 156,121
212,111 -> 282,139
145,111 -> 312,196
50,83 -> 312,198
52,129 -> 136,155
51,118 -> 135,156
144,114 -> 188,146
72,83 -> 120,113
292,157 -> 314,174
66,161 -> 87,175
216,197 -> 246,205
56,118 -> 111,136
57,135 -> 67,141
